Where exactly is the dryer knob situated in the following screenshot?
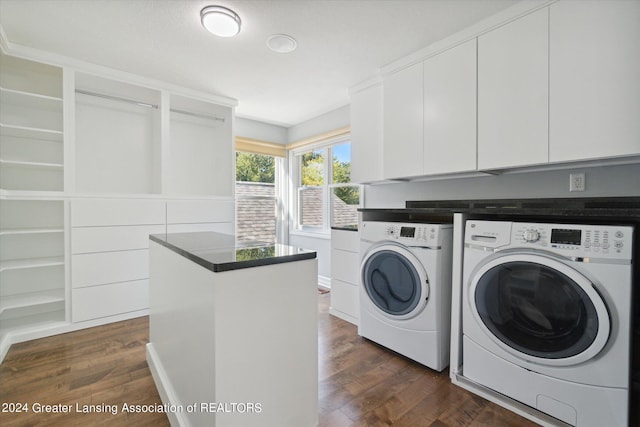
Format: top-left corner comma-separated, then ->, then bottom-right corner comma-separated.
523,229 -> 540,243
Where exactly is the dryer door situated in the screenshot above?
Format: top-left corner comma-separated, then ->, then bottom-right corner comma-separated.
469,253 -> 610,367
361,243 -> 429,320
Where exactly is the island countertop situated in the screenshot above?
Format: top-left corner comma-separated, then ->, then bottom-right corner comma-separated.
149,231 -> 316,273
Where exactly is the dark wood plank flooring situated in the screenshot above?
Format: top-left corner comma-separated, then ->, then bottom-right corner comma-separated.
0,293 -> 537,426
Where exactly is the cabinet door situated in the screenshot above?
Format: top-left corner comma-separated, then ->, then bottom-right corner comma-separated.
332,249 -> 359,285
383,62 -> 423,179
549,0 -> 640,162
166,199 -> 234,224
71,199 -> 165,227
72,280 -> 148,322
423,39 -> 477,174
350,84 -> 383,183
71,250 -> 149,288
478,8 -> 549,170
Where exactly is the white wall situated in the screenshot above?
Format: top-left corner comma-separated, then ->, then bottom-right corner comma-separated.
287,105 -> 349,143
235,117 -> 288,144
286,105 -> 350,283
364,163 -> 640,208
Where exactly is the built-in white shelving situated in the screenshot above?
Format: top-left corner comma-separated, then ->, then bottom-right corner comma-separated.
0,50 -> 66,347
0,227 -> 64,236
0,122 -> 63,140
0,290 -> 65,316
0,256 -> 65,272
0,44 -> 237,363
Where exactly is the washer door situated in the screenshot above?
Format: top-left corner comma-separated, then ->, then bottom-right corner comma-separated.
469,253 -> 610,367
361,243 -> 429,320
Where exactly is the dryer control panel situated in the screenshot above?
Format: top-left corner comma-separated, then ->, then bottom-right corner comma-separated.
466,220 -> 634,260
361,221 -> 452,247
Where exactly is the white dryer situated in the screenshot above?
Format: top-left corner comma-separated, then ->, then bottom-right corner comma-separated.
359,221 -> 453,371
462,220 -> 634,426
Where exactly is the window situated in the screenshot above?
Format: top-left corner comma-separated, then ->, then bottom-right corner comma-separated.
330,142 -> 360,229
235,138 -> 286,244
292,133 -> 360,233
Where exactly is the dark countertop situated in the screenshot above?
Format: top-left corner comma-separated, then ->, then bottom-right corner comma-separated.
331,225 -> 358,232
150,232 -> 316,273
360,197 -> 640,224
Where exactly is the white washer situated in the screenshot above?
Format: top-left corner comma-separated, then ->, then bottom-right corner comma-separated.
462,220 -> 634,426
359,221 -> 453,371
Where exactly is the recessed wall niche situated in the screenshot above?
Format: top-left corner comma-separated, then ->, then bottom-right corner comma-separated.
167,94 -> 233,197
74,73 -> 161,194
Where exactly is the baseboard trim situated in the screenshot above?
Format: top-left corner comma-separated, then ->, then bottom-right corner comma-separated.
328,308 -> 358,326
146,343 -> 191,427
318,275 -> 331,288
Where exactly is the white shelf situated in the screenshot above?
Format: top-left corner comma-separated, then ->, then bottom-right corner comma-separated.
0,189 -> 66,199
0,86 -> 63,105
0,123 -> 63,141
0,52 -> 63,99
0,256 -> 64,272
0,290 -> 65,316
0,159 -> 63,170
0,227 -> 64,236
0,312 -> 66,336
0,88 -> 63,132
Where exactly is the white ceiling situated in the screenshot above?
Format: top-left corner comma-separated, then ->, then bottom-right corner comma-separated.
0,0 -> 522,127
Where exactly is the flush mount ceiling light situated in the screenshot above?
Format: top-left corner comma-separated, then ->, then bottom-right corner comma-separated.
267,34 -> 297,53
201,5 -> 241,37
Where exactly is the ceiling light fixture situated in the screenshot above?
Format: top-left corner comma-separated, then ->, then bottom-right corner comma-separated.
267,34 -> 298,53
201,5 -> 241,37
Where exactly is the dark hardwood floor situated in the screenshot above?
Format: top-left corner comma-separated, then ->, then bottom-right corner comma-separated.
0,293 -> 537,426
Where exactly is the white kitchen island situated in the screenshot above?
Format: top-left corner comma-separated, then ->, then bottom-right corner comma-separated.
146,232 -> 318,427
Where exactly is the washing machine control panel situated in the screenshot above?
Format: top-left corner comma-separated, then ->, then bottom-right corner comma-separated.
512,223 -> 633,259
466,220 -> 633,260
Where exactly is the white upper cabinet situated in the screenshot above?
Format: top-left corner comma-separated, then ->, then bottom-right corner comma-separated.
350,83 -> 383,184
383,62 -> 423,179
423,39 -> 477,175
549,0 -> 640,162
478,8 -> 549,170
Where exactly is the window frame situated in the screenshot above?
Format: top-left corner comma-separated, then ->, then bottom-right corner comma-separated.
234,138 -> 287,244
289,133 -> 359,236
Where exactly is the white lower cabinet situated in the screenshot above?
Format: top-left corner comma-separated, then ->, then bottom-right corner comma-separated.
72,280 -> 149,322
330,229 -> 359,324
330,279 -> 359,323
69,198 -> 235,325
166,199 -> 235,234
71,250 -> 149,288
71,225 -> 165,254
167,222 -> 234,234
71,198 -> 166,227
70,198 -> 165,323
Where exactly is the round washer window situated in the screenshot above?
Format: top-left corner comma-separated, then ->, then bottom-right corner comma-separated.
362,249 -> 422,316
474,261 -> 601,359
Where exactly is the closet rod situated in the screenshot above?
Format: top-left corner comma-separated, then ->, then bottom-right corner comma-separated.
75,89 -> 158,109
170,108 -> 225,123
